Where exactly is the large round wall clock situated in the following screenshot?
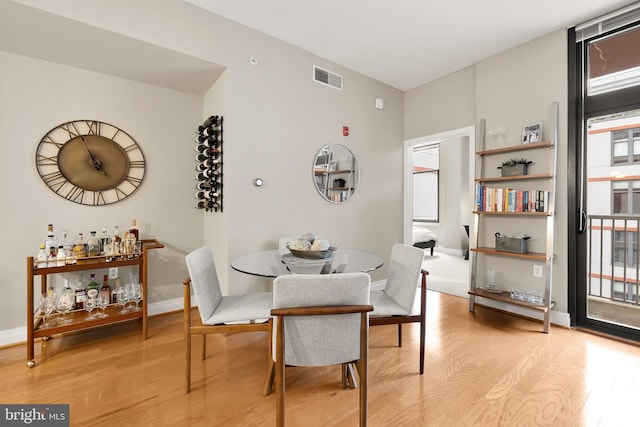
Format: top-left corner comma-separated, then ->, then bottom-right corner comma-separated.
35,120 -> 146,206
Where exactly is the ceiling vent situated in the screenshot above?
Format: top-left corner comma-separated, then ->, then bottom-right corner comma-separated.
313,65 -> 343,90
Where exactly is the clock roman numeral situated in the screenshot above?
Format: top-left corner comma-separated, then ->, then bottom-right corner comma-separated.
61,122 -> 81,139
41,171 -> 67,189
36,154 -> 58,165
64,186 -> 85,203
129,161 -> 145,168
93,191 -> 107,205
110,128 -> 122,140
122,143 -> 142,153
124,176 -> 143,186
40,135 -> 63,149
86,120 -> 102,135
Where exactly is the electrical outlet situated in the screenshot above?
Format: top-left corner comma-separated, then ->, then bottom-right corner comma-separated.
109,267 -> 118,279
533,265 -> 543,277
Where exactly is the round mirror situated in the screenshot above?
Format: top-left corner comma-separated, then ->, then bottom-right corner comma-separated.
313,144 -> 359,203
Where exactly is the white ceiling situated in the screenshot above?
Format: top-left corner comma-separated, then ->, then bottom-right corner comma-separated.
185,0 -> 639,91
0,0 -> 225,95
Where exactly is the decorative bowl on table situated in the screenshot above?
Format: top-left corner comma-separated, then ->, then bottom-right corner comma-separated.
281,253 -> 335,274
287,246 -> 337,259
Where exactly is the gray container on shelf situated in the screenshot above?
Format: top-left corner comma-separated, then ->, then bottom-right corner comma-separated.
500,164 -> 528,177
495,233 -> 529,253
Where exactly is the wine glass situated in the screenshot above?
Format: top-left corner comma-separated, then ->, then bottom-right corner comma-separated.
84,292 -> 97,320
97,292 -> 109,318
117,286 -> 129,314
54,292 -> 74,324
130,282 -> 142,312
39,293 -> 55,328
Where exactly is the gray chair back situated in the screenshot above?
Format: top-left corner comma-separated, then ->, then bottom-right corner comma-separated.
384,243 -> 425,313
272,272 -> 370,367
185,246 -> 223,323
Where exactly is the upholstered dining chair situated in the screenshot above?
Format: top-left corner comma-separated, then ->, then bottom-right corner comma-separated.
266,272 -> 373,427
369,243 -> 428,374
184,246 -> 273,392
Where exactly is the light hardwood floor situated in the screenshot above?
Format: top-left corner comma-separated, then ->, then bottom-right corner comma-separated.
2,291 -> 640,426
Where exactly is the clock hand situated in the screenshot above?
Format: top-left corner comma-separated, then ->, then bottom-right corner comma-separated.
78,134 -> 107,175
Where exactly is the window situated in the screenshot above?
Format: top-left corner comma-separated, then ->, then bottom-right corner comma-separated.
612,180 -> 640,214
613,230 -> 638,267
588,26 -> 640,96
412,144 -> 439,222
612,127 -> 640,164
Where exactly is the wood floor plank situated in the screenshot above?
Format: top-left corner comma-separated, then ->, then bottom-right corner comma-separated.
2,290 -> 640,426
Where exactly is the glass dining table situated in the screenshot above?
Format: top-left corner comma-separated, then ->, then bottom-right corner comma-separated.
231,248 -> 384,278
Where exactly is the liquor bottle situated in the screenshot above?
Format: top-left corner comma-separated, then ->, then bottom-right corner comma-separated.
195,170 -> 220,181
100,275 -> 112,304
87,273 -> 99,300
60,231 -> 73,264
99,227 -> 111,255
74,233 -> 87,258
87,231 -> 100,257
122,231 -> 136,258
129,219 -> 139,241
112,278 -> 121,304
36,244 -> 48,268
75,275 -> 86,310
87,273 -> 98,295
47,246 -> 57,267
198,179 -> 218,190
203,115 -> 218,127
56,245 -> 66,267
112,226 -> 121,257
196,200 -> 219,210
45,224 -> 57,256
61,280 -> 75,310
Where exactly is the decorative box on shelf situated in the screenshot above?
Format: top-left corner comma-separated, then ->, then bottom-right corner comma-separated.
495,233 -> 529,253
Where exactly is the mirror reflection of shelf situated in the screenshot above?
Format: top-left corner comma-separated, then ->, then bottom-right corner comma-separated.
313,143 -> 359,204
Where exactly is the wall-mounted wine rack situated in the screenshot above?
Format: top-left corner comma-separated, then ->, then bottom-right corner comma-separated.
195,115 -> 223,212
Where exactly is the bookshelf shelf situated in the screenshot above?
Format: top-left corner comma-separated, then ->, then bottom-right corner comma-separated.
469,102 -> 558,333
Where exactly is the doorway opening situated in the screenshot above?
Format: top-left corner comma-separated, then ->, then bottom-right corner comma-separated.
404,126 -> 475,298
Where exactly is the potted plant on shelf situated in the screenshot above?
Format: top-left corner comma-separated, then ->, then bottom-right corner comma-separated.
497,158 -> 532,177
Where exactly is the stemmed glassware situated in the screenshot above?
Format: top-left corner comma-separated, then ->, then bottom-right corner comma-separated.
130,282 -> 142,312
117,286 -> 129,314
97,292 -> 109,318
54,292 -> 74,324
84,293 -> 97,320
39,293 -> 55,328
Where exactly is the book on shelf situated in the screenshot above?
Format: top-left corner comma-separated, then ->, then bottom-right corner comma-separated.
475,185 -> 549,213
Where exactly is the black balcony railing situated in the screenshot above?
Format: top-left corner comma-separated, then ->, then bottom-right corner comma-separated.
589,215 -> 640,306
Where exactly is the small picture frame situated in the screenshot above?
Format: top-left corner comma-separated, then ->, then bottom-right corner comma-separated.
328,160 -> 337,172
521,122 -> 543,145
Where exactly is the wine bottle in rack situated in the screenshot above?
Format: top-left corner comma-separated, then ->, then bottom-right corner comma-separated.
196,200 -> 219,210
195,180 -> 217,191
203,116 -> 218,128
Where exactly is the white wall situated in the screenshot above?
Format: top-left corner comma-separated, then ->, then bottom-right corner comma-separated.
405,30 -> 570,325
0,50 -> 204,335
0,0 -> 405,343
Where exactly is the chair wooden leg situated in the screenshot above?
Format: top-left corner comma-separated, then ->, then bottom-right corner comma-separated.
276,317 -> 285,427
263,318 -> 275,396
397,323 -> 402,347
202,335 -> 207,360
186,331 -> 192,393
344,363 -> 358,389
342,363 -> 348,388
419,270 -> 428,375
359,312 -> 368,427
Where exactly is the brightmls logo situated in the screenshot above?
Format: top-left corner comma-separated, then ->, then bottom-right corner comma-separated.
1,405 -> 69,426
